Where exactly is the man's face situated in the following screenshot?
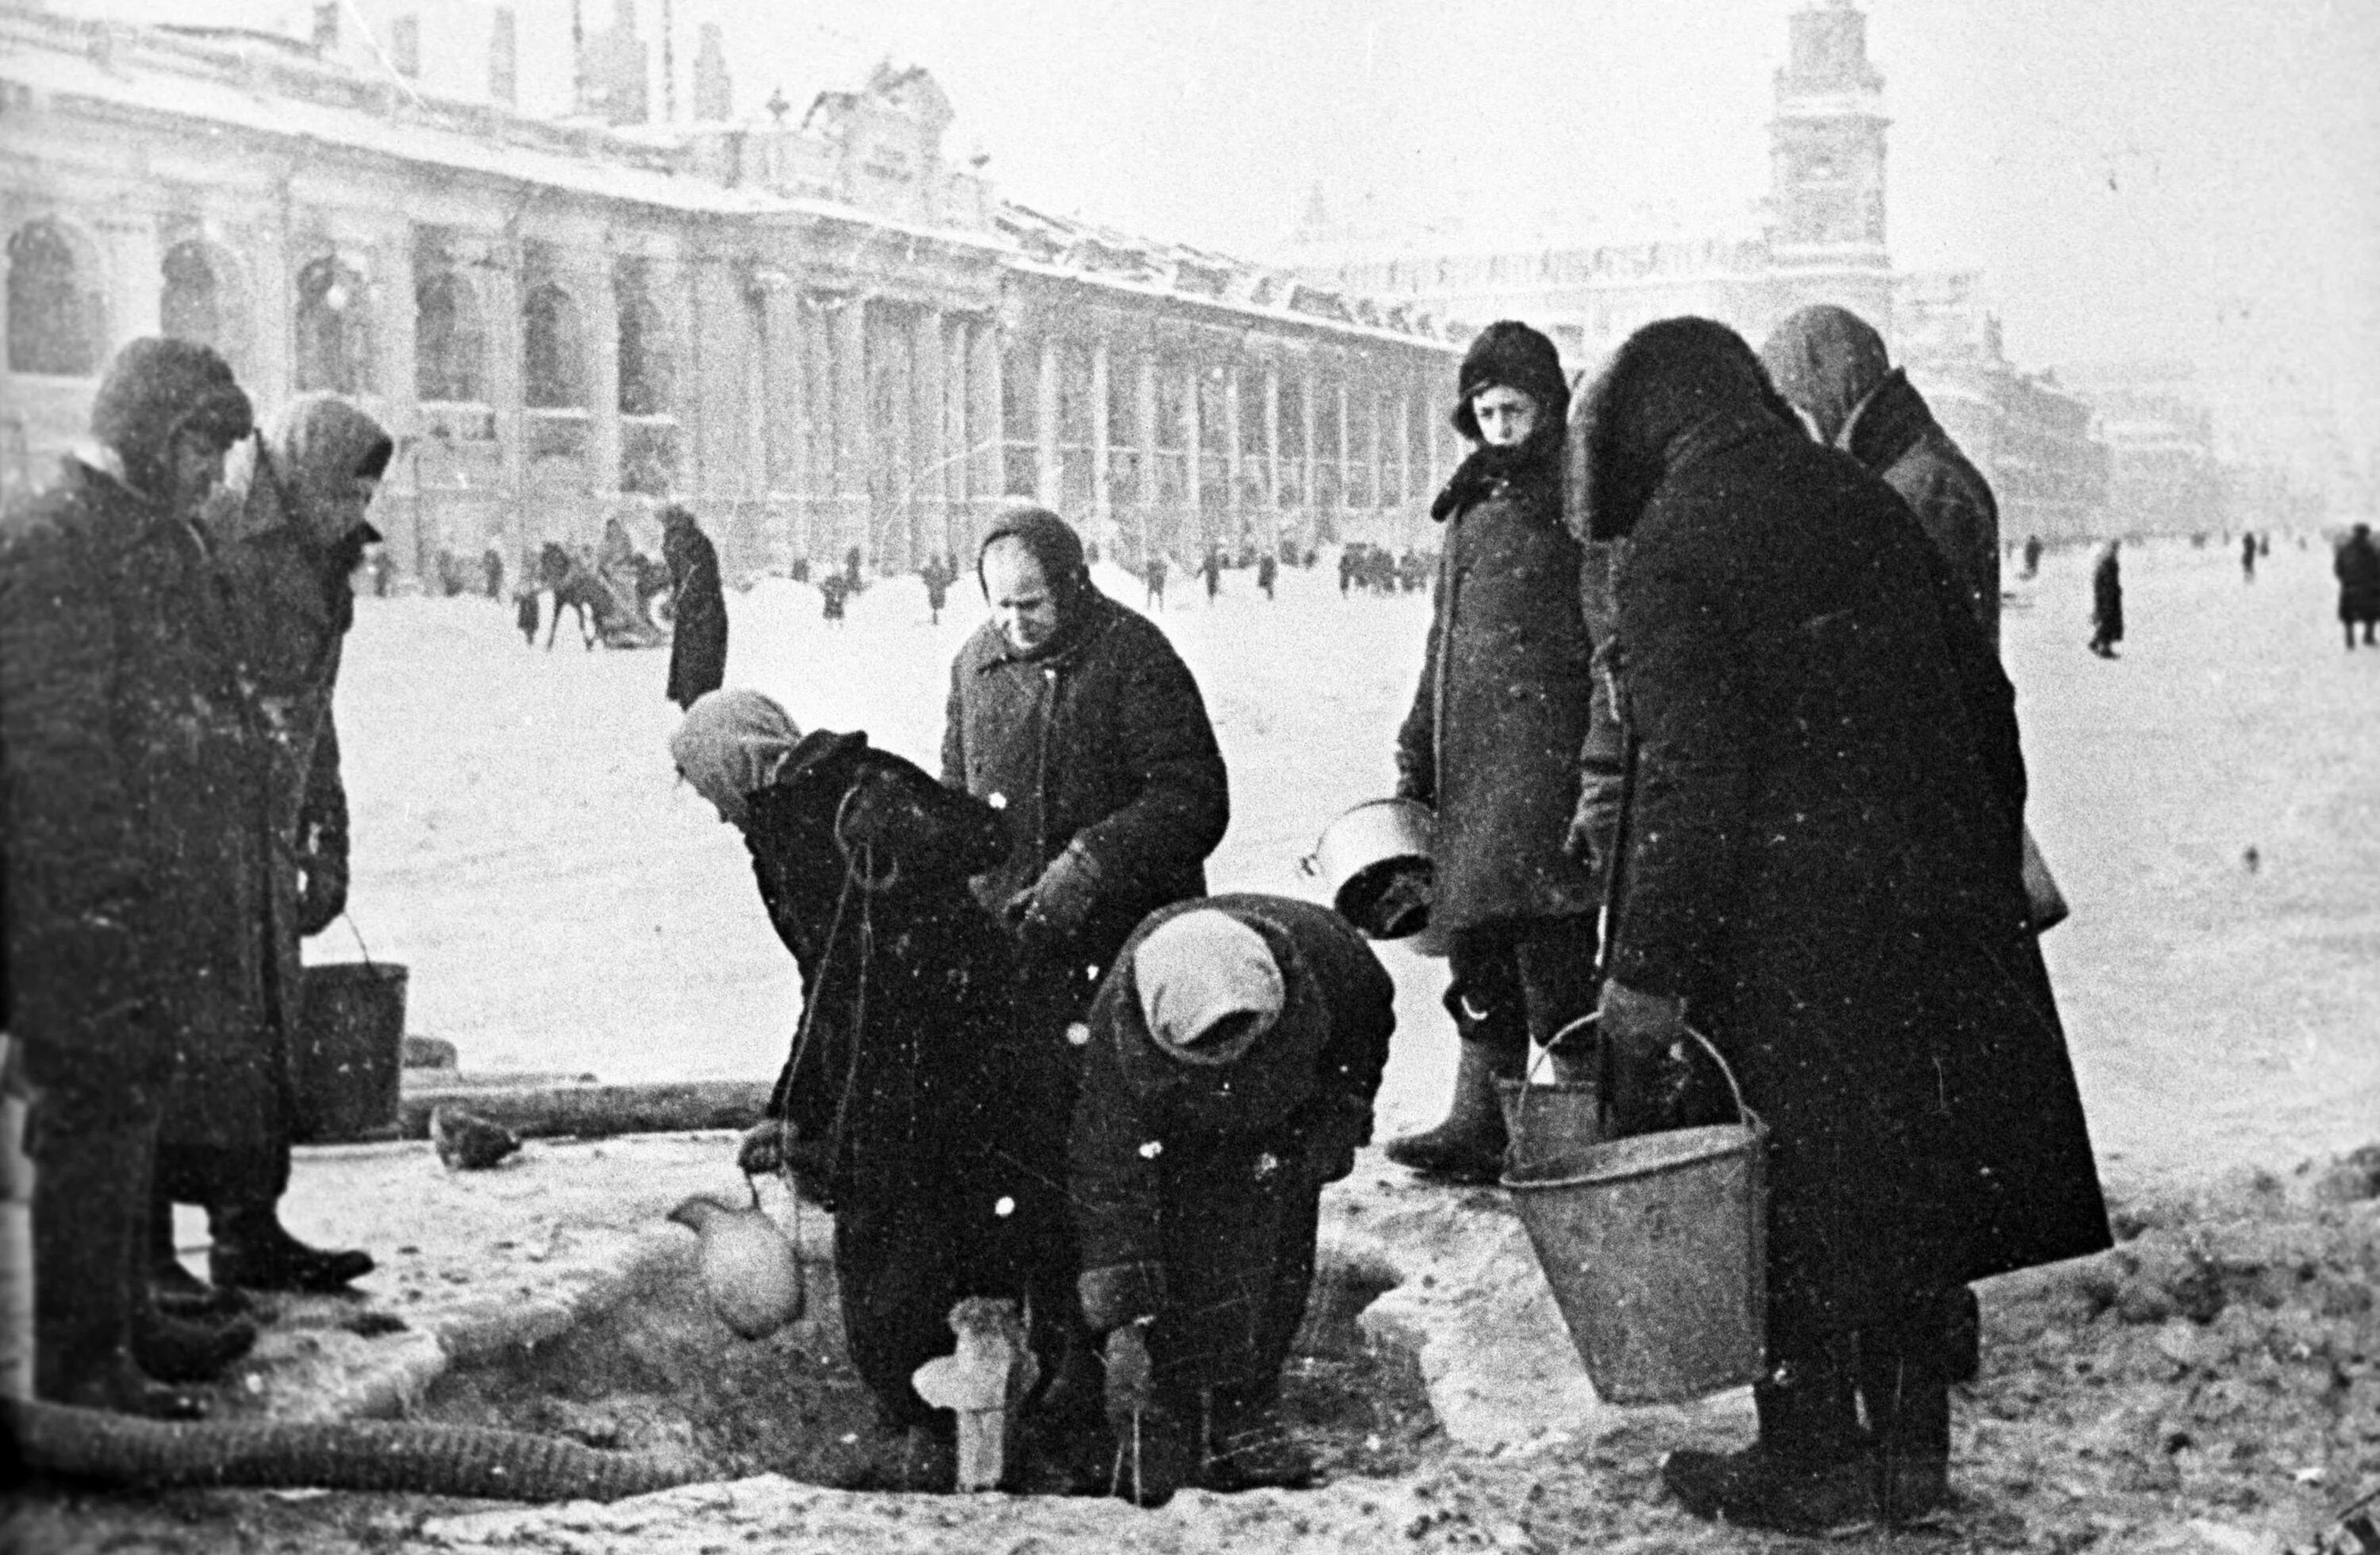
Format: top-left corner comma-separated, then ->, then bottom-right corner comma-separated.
1471,386 -> 1539,447
981,539 -> 1061,654
165,430 -> 231,513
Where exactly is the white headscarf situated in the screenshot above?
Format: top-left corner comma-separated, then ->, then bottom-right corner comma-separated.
670,689 -> 803,827
1133,910 -> 1285,1066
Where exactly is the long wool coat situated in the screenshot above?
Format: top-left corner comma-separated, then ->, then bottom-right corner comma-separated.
1,456 -> 273,1131
662,518 -> 728,708
1840,371 -> 2002,649
941,587 -> 1229,1011
1395,451 -> 1603,931
1586,321 -> 2109,1342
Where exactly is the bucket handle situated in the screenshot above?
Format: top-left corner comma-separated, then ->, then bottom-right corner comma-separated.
1513,1012 -> 1761,1146
339,912 -> 379,972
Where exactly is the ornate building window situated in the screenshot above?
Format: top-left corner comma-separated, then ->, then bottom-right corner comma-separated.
294,255 -> 374,395
161,240 -> 248,374
7,219 -> 105,377
416,268 -> 486,404
614,262 -> 673,417
522,282 -> 586,409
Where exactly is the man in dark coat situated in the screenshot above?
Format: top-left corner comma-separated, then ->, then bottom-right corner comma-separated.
2333,522 -> 2379,647
1762,305 -> 2002,648
1070,896 -> 1392,1502
157,394 -> 388,1303
1580,319 -> 2109,1532
2,339 -> 258,1416
659,505 -> 728,708
1385,321 -> 1607,1183
2090,539 -> 2125,657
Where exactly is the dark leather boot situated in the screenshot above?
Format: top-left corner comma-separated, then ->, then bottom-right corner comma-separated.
133,1304 -> 258,1384
1943,1284 -> 1981,1385
210,1204 -> 374,1293
1663,1344 -> 1875,1534
148,1177 -> 248,1319
34,1119 -> 207,1419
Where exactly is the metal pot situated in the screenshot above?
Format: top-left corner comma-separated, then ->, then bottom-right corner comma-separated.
1299,797 -> 1444,953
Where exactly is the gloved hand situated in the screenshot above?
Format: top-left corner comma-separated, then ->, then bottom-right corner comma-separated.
1298,1096 -> 1372,1186
1562,778 -> 1621,874
294,849 -> 348,938
1595,979 -> 1698,1138
1003,841 -> 1102,939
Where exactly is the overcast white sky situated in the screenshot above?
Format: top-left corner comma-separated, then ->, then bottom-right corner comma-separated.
58,0 -> 2380,478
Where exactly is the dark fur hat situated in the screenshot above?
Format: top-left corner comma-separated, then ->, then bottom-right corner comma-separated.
1451,321 -> 1570,441
1568,317 -> 1798,542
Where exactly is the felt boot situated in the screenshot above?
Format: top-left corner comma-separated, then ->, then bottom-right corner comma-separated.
33,1121 -> 206,1418
1663,1347 -> 1875,1534
148,1178 -> 248,1319
1382,1042 -> 1515,1184
1858,1322 -> 1953,1526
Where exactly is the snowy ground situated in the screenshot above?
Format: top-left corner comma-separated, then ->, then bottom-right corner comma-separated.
332,535 -> 2380,1193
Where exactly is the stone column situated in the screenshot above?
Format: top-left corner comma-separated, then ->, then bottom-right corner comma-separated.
1180,351 -> 1201,545
1134,347 -> 1157,561
968,316 -> 1000,527
1262,361 -> 1281,544
1089,335 -> 1112,530
1223,367 -> 1243,542
113,219 -> 163,344
941,313 -> 969,558
374,228 -> 421,567
1299,363 -> 1319,540
1035,333 -> 1061,507
911,305 -> 946,562
755,271 -> 805,559
834,296 -> 869,566
1366,376 -> 1384,520
1333,371 -> 1349,529
1396,380 -> 1415,508
587,259 -> 622,538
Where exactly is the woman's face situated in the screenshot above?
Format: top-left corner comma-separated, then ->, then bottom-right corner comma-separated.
981,539 -> 1063,654
321,476 -> 381,546
1471,385 -> 1539,447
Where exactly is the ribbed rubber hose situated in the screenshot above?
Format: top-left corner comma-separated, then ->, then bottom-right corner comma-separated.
8,1398 -> 708,1502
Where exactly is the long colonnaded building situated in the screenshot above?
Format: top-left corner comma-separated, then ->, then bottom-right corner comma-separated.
0,1 -> 1462,580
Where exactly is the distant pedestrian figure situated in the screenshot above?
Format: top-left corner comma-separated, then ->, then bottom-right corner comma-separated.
844,545 -> 864,593
820,570 -> 850,627
923,559 -> 950,625
2242,532 -> 2258,582
1143,554 -> 1167,610
2021,534 -> 2043,580
371,548 -> 394,597
482,547 -> 505,600
1256,551 -> 1276,601
661,505 -> 727,710
2089,540 -> 2124,658
2335,523 -> 2380,649
1202,548 -> 1221,604
790,555 -> 811,584
514,584 -> 540,646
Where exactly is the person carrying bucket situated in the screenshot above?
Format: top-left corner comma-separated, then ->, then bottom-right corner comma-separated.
1576,319 -> 2110,1534
1384,320 -> 1618,1184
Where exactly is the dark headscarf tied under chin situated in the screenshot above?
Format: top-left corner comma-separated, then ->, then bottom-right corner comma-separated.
1759,304 -> 1892,446
1567,317 -> 1799,543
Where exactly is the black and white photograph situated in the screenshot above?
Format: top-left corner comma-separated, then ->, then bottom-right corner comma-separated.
2,2 -> 2375,1549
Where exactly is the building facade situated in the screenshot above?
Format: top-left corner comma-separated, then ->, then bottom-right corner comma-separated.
0,4 -> 1459,581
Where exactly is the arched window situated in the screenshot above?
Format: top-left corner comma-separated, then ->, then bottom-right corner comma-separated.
522,283 -> 585,409
294,255 -> 374,394
416,268 -> 486,403
8,220 -> 104,377
614,264 -> 672,417
160,240 -> 250,374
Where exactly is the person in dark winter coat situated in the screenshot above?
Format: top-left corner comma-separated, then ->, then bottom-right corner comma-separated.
1201,548 -> 1222,604
1580,318 -> 2109,1533
2242,531 -> 2259,582
660,505 -> 728,709
1256,551 -> 1277,600
1385,320 -> 1608,1184
1762,305 -> 2002,647
2090,540 -> 2125,657
2333,523 -> 2379,647
1070,896 -> 1393,1503
2,338 -> 257,1417
674,690 -> 1065,1492
155,394 -> 390,1306
1143,553 -> 1167,609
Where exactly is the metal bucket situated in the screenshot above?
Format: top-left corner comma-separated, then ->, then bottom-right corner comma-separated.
1299,798 -> 1443,952
1495,1015 -> 1603,1176
1503,1029 -> 1767,1404
291,962 -> 408,1144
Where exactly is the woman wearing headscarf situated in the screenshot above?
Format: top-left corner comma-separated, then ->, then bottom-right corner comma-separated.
1384,321 -> 1607,1183
1580,318 -> 2107,1532
673,689 -> 1058,1492
148,394 -> 392,1310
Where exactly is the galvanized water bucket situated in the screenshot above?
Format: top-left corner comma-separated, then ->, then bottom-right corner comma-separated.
1299,797 -> 1444,953
1503,1028 -> 1767,1405
292,962 -> 408,1144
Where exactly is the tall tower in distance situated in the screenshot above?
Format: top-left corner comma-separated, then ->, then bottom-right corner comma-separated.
1765,0 -> 1893,335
